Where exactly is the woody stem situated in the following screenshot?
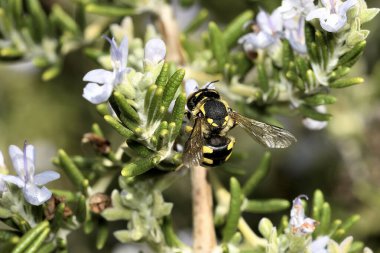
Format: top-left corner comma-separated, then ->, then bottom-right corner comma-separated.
191,165 -> 216,252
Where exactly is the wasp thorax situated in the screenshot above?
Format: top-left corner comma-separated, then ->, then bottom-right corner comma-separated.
202,99 -> 229,130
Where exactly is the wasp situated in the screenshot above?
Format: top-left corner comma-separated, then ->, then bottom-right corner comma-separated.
183,81 -> 297,167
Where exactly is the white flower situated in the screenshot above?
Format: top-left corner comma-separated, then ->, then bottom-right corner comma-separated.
290,194 -> 318,235
303,105 -> 328,130
284,16 -> 307,54
2,143 -> 60,206
279,0 -> 316,19
239,9 -> 283,50
185,79 -> 199,98
83,36 -> 129,104
310,236 -> 329,253
184,79 -> 217,98
306,0 -> 358,33
144,38 -> 166,65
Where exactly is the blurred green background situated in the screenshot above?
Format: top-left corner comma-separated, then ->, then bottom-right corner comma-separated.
1,0 -> 380,252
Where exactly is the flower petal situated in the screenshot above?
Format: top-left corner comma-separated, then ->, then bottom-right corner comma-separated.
185,79 -> 199,98
257,10 -> 273,35
119,36 -> 129,67
0,176 -> 6,193
25,144 -> 35,178
303,118 -> 328,130
8,145 -> 24,178
321,14 -> 347,32
310,236 -> 330,253
23,184 -> 52,206
144,38 -> 166,64
339,0 -> 357,14
83,69 -> 113,84
271,8 -> 284,32
2,175 -> 24,188
306,8 -> 329,21
34,171 -> 60,186
0,151 -> 4,168
83,82 -> 113,104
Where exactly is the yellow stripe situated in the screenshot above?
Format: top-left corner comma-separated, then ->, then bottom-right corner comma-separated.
203,146 -> 213,154
227,138 -> 235,150
203,157 -> 214,165
225,153 -> 232,161
200,104 -> 205,115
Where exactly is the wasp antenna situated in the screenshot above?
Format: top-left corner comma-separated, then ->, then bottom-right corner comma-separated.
204,80 -> 219,89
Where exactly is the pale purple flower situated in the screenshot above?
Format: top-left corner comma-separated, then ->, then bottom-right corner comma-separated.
303,105 -> 328,130
0,151 -> 6,193
310,236 -> 329,253
284,16 -> 307,54
239,9 -> 283,50
306,0 -> 358,32
279,0 -> 316,19
2,143 -> 60,206
144,38 -> 166,65
290,195 -> 318,235
83,36 -> 129,104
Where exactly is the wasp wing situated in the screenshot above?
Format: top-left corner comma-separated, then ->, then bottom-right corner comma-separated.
183,117 -> 204,168
230,111 -> 296,148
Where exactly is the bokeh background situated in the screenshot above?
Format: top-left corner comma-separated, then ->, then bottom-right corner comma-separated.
1,0 -> 380,252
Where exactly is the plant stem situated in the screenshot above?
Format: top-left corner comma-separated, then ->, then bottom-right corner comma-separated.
156,4 -> 185,64
191,165 -> 216,252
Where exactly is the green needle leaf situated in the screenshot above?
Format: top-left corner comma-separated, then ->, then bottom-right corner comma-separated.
76,194 -> 87,223
148,87 -> 164,124
26,0 -> 48,42
58,149 -> 86,192
222,177 -> 242,243
243,152 -> 271,196
320,202 -> 331,234
11,220 -> 49,253
299,105 -> 332,121
121,155 -> 160,177
169,93 -> 186,138
330,77 -> 364,88
27,227 -> 51,253
257,63 -> 269,92
35,241 -> 56,253
96,220 -> 109,250
104,115 -> 134,138
52,5 -> 80,35
338,41 -> 366,67
223,10 -> 254,48
162,69 -> 185,111
209,22 -> 228,71
304,94 -> 337,106
113,92 -> 140,123
85,4 -> 135,16
312,189 -> 324,221
144,85 -> 157,113
184,9 -> 209,34
51,203 -> 65,232
243,199 -> 290,213
156,62 -> 170,88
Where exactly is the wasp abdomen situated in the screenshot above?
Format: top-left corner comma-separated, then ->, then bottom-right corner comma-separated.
202,136 -> 235,166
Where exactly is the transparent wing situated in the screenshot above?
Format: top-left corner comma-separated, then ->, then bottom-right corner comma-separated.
183,117 -> 204,168
230,111 -> 296,148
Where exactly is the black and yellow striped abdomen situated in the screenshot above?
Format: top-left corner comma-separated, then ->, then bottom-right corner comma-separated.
202,136 -> 235,166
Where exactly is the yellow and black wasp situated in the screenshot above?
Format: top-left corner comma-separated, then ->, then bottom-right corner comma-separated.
183,81 -> 297,168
